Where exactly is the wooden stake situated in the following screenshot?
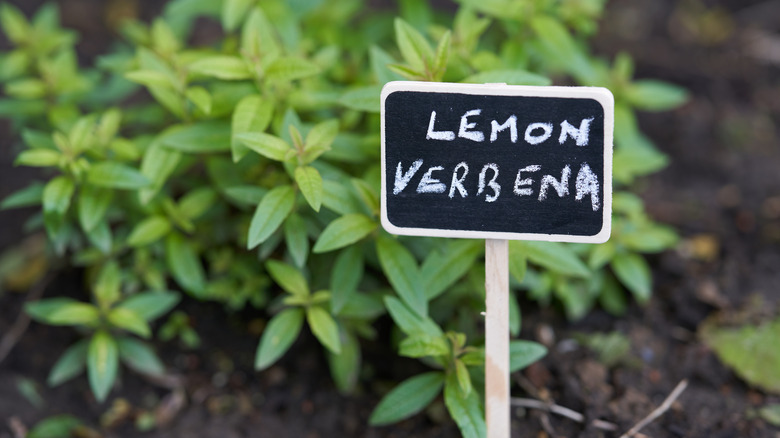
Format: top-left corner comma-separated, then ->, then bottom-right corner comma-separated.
485,238 -> 510,438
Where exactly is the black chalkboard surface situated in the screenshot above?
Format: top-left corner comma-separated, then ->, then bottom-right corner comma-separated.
380,81 -> 613,243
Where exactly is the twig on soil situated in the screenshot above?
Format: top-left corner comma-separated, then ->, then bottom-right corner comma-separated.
511,397 -> 620,432
619,379 -> 689,438
0,272 -> 54,365
511,397 -> 585,422
7,417 -> 26,438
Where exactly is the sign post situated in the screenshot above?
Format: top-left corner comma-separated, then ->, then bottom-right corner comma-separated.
380,81 -> 614,437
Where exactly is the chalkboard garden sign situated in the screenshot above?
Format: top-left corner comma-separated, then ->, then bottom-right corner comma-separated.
380,81 -> 614,243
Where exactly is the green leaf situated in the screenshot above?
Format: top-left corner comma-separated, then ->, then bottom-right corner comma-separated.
108,307 -> 152,338
165,233 -> 206,296
621,225 -> 678,253
222,0 -> 254,32
189,56 -> 252,80
519,241 -> 590,278
455,359 -> 472,395
284,213 -> 308,268
14,149 -> 61,167
47,302 -> 101,327
295,166 -> 323,212
255,308 -> 304,370
241,7 -> 280,59
87,162 -> 150,189
178,187 -> 217,220
185,86 -> 212,114
305,119 -> 339,152
43,176 -> 74,217
127,216 -> 172,247
432,30 -> 451,79
160,122 -> 231,153
27,415 -> 82,438
313,213 -> 376,253
588,241 -> 616,269
327,328 -> 361,394
266,259 -> 309,297
339,86 -> 381,113
371,376 -> 446,428
87,330 -> 119,402
421,240 -> 482,300
48,340 -> 88,387
26,298 -> 79,323
625,80 -> 689,111
370,45 -> 404,84
394,18 -> 433,70
383,296 -> 442,337
509,242 -> 528,284
5,78 -> 46,99
307,305 -> 341,354
265,57 -> 321,82
376,236 -> 427,317
701,318 -> 780,393
140,141 -> 181,204
231,94 -> 273,162
22,129 -> 55,149
94,260 -> 121,308
1,183 -> 44,210
117,337 -> 165,375
330,245 -> 363,314
443,371 -> 486,438
151,19 -> 179,54
399,333 -> 449,358
247,185 -> 295,249
236,132 -> 291,161
86,220 -> 112,255
0,3 -> 30,44
125,70 -> 176,89
78,185 -> 112,232
118,291 -> 180,321
510,340 -> 547,373
611,253 -> 652,303
758,404 -> 780,427
461,69 -> 552,86
530,15 -> 597,85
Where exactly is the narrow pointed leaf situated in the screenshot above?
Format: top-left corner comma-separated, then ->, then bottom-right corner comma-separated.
330,245 -> 363,314
376,236 -> 426,317
247,185 -> 295,249
87,330 -> 119,403
236,132 -> 290,161
107,307 -> 152,338
295,166 -> 323,211
117,337 -> 165,375
266,259 -> 309,297
307,305 -> 341,354
369,372 -> 444,425
127,215 -> 172,247
443,371 -> 486,438
87,162 -> 150,189
313,213 -> 376,253
78,186 -> 112,232
118,291 -> 180,321
255,308 -> 304,370
165,233 -> 206,296
231,94 -> 273,162
48,339 -> 88,386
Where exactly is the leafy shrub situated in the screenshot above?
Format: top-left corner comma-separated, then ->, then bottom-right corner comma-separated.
0,0 -> 686,435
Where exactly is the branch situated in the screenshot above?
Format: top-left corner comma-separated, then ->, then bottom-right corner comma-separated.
619,379 -> 689,438
511,397 -> 619,432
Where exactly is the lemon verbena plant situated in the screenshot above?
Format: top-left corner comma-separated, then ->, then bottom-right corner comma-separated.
0,0 -> 686,436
